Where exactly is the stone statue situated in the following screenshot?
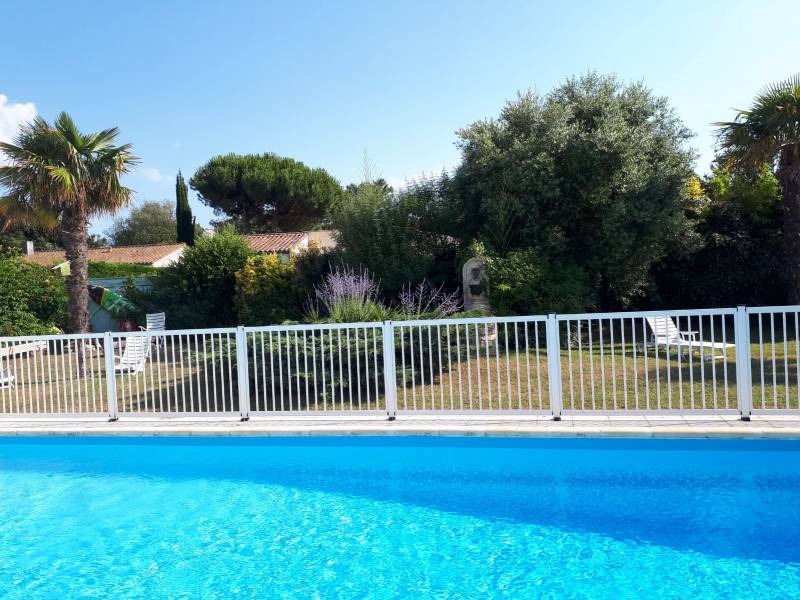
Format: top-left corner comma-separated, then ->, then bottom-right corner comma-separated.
462,257 -> 489,312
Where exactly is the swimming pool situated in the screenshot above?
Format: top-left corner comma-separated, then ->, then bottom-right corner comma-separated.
0,436 -> 798,599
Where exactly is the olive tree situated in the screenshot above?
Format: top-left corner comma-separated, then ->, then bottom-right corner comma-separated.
453,73 -> 695,310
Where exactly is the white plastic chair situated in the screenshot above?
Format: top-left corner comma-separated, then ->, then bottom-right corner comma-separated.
143,313 -> 166,331
0,367 -> 15,389
113,337 -> 151,374
140,312 -> 166,347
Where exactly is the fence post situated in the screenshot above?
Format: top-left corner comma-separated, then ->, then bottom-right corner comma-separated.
734,305 -> 753,421
236,326 -> 251,421
546,314 -> 563,420
382,321 -> 398,420
103,331 -> 118,421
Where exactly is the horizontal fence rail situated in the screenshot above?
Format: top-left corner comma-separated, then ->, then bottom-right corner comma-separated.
1,304 -> 799,419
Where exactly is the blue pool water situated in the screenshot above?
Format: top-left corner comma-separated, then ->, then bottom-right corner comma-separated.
0,437 -> 798,599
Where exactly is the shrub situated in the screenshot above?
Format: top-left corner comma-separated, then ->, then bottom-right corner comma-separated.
398,280 -> 461,319
650,164 -> 785,308
0,252 -> 67,335
333,182 -> 451,294
292,242 -> 336,292
235,254 -> 304,325
150,227 -> 251,328
480,247 -> 591,315
87,261 -> 157,278
308,265 -> 392,323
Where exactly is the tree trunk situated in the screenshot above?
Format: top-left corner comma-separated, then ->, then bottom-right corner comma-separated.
62,204 -> 90,333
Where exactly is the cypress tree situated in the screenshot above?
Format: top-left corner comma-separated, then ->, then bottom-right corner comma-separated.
175,171 -> 195,245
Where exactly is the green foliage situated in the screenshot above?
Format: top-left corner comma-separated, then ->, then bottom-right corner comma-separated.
478,246 -> 590,315
0,253 -> 67,335
452,73 -> 695,310
190,153 -> 343,232
651,164 -> 785,307
292,243 -> 335,292
175,171 -> 195,245
150,227 -> 252,328
234,254 -> 304,325
106,200 -> 178,246
333,181 -> 454,294
87,261 -> 157,278
714,73 -> 800,172
715,74 -> 800,302
0,224 -> 61,251
326,298 -> 392,323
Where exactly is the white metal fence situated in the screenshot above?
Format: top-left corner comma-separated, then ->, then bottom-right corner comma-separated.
1,304 -> 799,419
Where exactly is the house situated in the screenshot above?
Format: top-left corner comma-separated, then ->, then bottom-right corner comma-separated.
242,230 -> 337,259
21,230 -> 338,268
22,242 -> 186,268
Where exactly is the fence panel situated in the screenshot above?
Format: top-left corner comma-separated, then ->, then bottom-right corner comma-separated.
244,323 -> 387,414
4,305 -> 799,419
748,306 -> 800,413
557,308 -> 739,413
111,329 -> 240,415
0,333 -> 108,416
393,316 -> 551,414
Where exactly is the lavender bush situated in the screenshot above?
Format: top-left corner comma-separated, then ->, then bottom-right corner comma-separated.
308,265 -> 390,323
398,279 -> 462,319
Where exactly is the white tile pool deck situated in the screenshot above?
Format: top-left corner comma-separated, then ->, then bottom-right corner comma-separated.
0,415 -> 799,438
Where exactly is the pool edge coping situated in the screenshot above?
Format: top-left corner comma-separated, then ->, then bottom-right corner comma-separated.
1,423 -> 800,439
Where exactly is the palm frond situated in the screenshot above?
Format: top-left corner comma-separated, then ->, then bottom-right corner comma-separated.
0,112 -> 137,227
714,73 -> 800,171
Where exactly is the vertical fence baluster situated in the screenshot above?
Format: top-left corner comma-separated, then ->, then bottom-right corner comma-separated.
566,321 -> 574,411
546,314 -> 562,420
104,332 -> 118,420
382,321 -> 397,419
734,306 -> 753,419
235,326 -> 250,420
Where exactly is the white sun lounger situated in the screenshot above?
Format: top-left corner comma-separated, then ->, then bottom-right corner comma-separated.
645,315 -> 735,359
0,340 -> 47,358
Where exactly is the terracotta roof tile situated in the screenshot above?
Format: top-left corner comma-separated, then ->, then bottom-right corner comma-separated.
243,232 -> 308,253
24,243 -> 185,266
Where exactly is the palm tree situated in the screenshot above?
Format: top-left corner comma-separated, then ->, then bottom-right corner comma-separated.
715,74 -> 800,301
0,113 -> 137,332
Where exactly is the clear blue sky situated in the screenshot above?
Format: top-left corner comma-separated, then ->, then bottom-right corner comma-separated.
1,0 -> 798,235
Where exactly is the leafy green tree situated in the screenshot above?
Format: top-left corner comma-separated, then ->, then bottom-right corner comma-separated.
452,73 -> 694,311
0,251 -> 67,335
106,200 -> 178,246
190,153 -> 343,232
715,74 -> 800,301
0,222 -> 62,251
0,113 -> 136,332
150,227 -> 252,327
333,181 -> 454,294
477,245 -> 591,314
175,171 -> 195,245
234,254 -> 304,325
651,164 -> 784,308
